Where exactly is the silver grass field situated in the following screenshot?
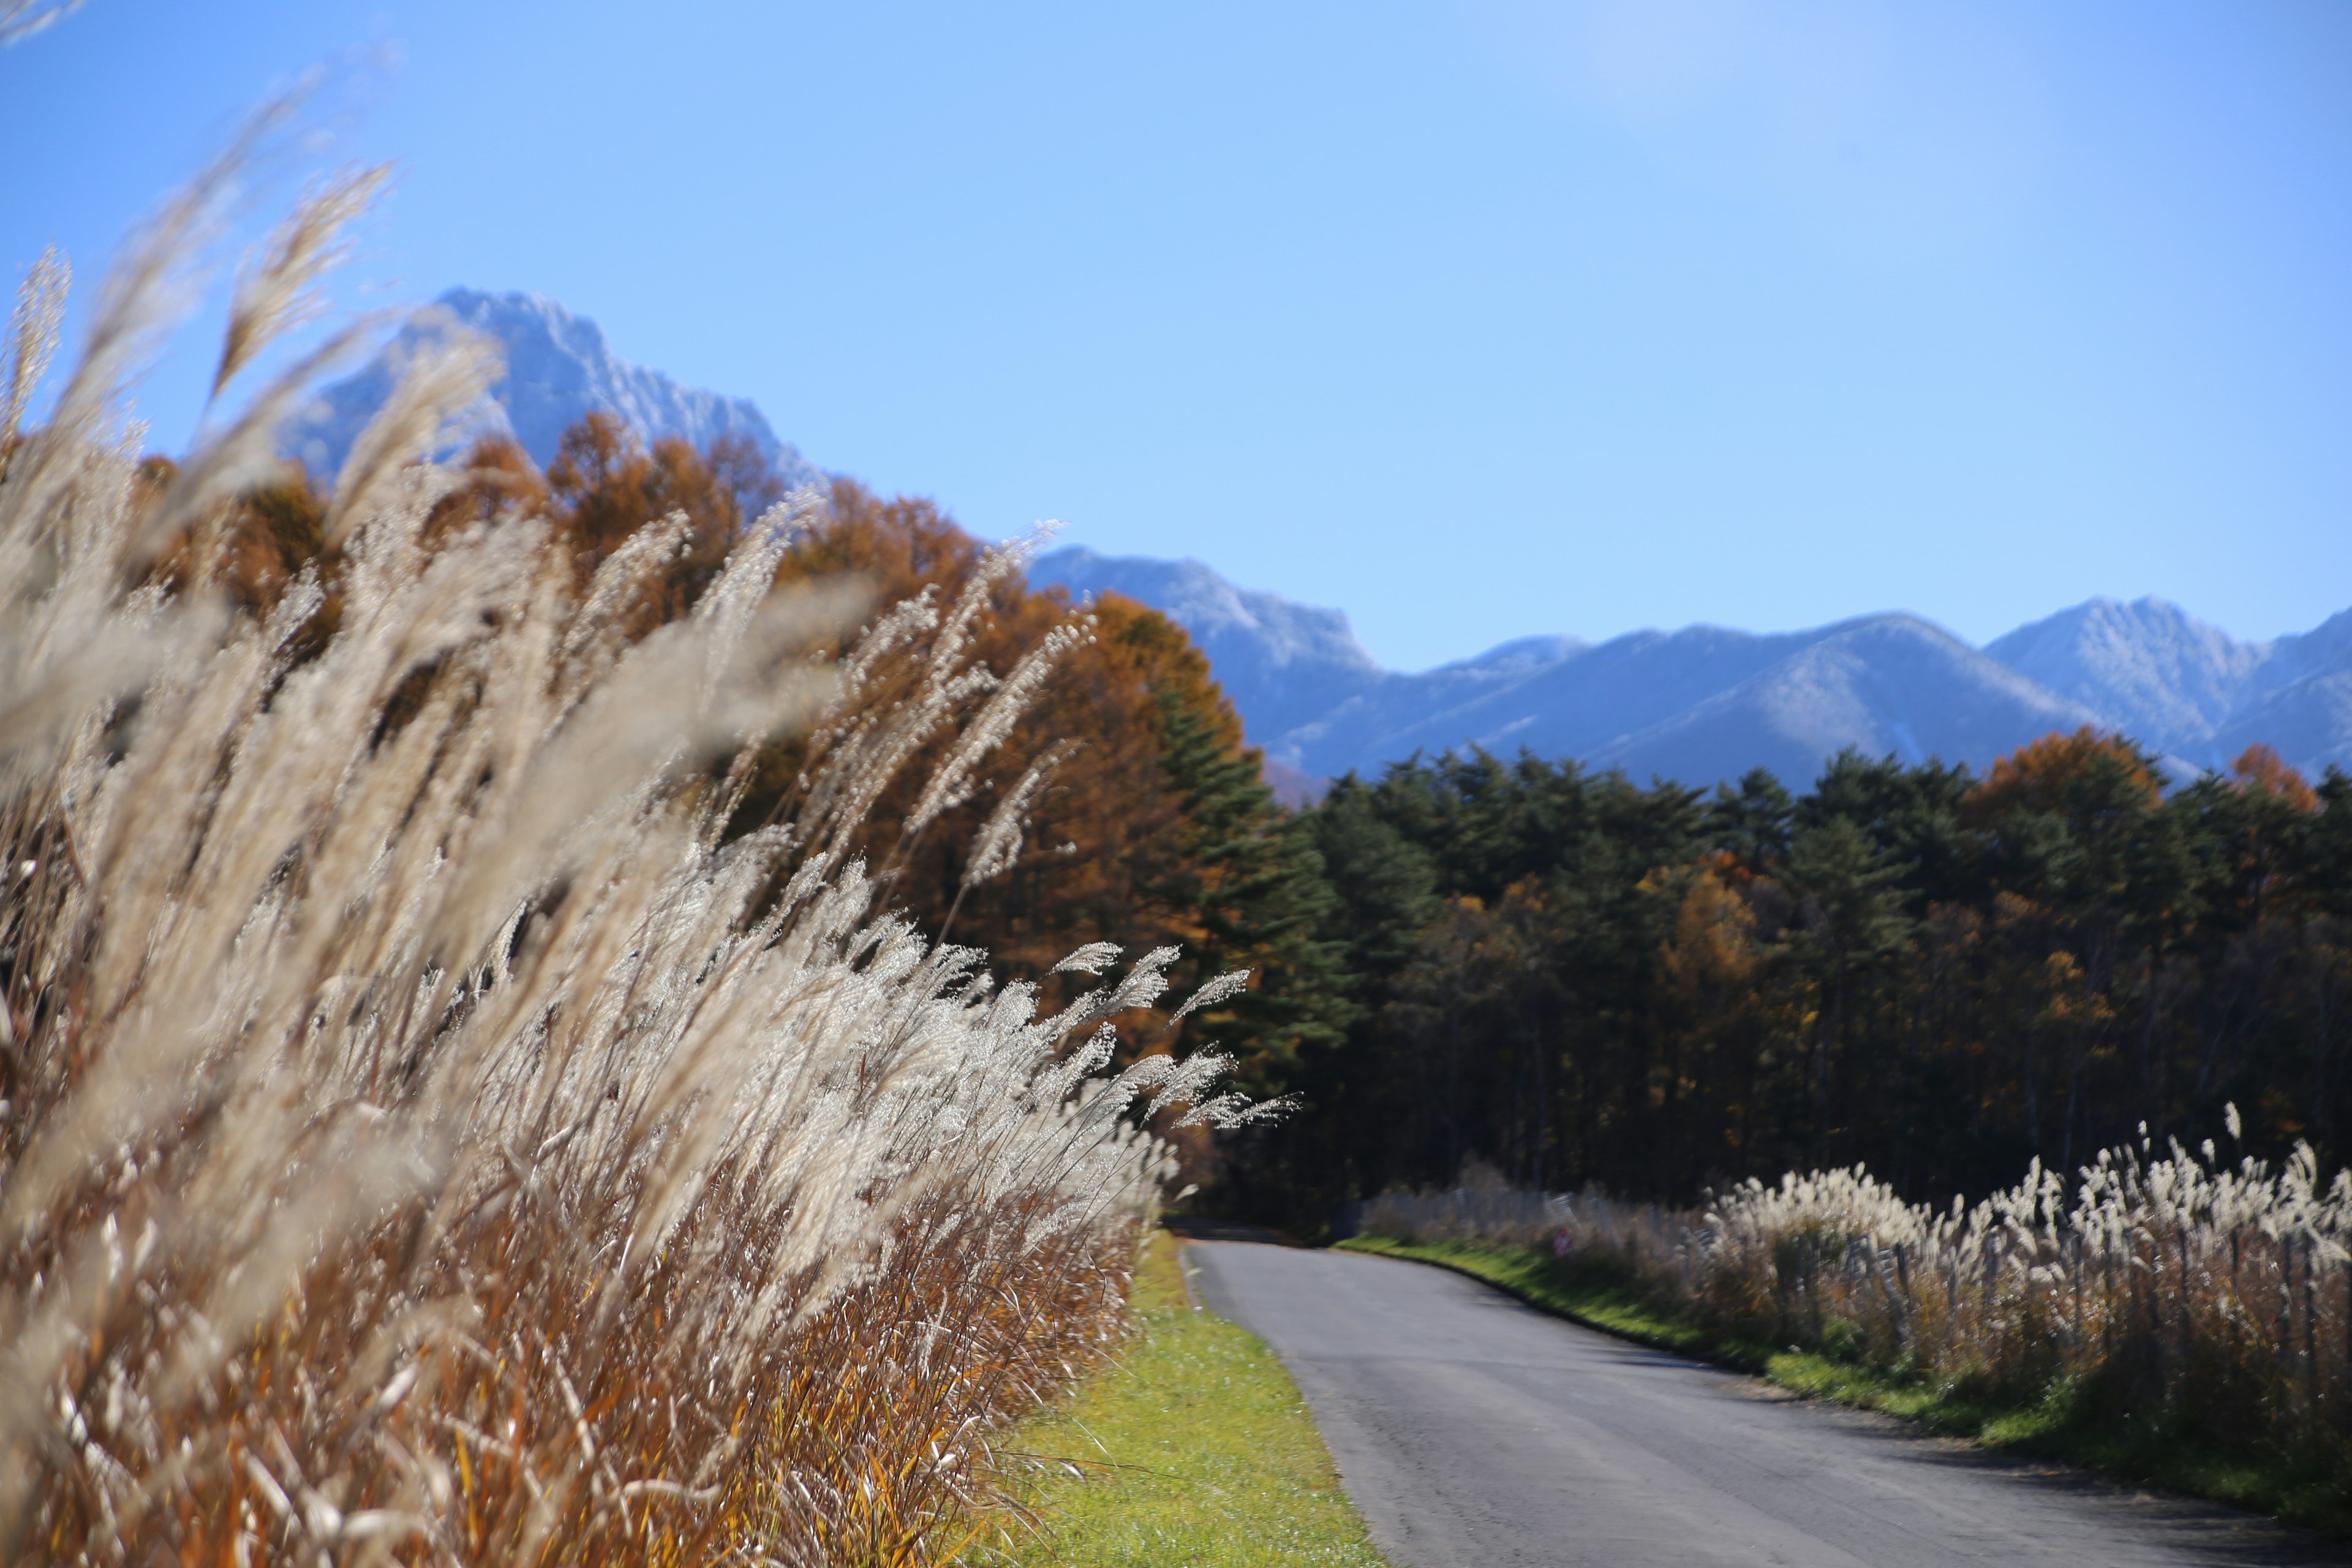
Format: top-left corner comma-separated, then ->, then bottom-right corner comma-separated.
0,166 -> 1262,1566
1364,1127 -> 2352,1509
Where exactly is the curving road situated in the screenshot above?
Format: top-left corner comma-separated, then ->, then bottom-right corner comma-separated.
1184,1240 -> 2341,1568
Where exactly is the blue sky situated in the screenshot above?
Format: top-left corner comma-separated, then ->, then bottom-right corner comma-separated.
4,1 -> 2349,670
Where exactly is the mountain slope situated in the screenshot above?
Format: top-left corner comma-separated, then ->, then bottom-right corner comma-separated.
287,288 -> 827,492
1991,598 -> 2352,778
1985,597 -> 2266,769
1031,547 -> 1389,745
2214,671 -> 2352,778
1592,617 -> 2106,787
1276,616 -> 2105,786
1300,624 -> 1804,778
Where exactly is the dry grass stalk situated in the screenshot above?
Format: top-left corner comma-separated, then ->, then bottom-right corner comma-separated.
1,246 -> 67,456
0,0 -> 81,48
213,164 -> 393,399
0,178 -> 1262,1566
1365,1125 -> 2352,1474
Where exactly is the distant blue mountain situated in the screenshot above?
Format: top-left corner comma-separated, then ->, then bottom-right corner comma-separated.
1033,551 -> 2352,792
287,288 -> 827,493
1989,598 -> 2352,780
1029,549 -> 1389,747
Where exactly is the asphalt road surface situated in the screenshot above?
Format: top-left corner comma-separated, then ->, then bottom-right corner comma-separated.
1185,1241 -> 2343,1568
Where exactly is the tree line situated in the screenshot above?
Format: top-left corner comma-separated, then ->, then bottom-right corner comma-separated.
167,421 -> 2351,1227
1251,732 -> 2352,1229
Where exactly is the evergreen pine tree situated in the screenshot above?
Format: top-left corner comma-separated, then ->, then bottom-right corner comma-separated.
1147,683 -> 1356,1098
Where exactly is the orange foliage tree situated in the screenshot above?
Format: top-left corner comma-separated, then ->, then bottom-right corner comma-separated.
409,439 -> 1349,1099
1967,725 -> 2165,826
731,477 -> 1349,1090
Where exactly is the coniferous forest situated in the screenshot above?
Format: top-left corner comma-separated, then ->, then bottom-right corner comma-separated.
1260,739 -> 2352,1227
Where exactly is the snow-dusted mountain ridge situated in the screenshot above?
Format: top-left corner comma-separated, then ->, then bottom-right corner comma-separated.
1031,551 -> 2352,790
1033,548 -> 1389,747
1988,598 -> 2352,778
287,288 -> 827,493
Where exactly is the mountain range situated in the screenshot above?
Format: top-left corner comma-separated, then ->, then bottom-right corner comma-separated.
286,290 -> 2352,796
1030,549 -> 2352,794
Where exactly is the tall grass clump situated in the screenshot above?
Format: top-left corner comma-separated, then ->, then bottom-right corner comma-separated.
0,170 -> 1264,1567
1363,1127 -> 2352,1503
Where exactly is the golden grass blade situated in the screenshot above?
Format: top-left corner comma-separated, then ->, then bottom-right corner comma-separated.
211,162 -> 391,399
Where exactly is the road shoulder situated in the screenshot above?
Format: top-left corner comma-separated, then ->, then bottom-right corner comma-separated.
990,1231 -> 1389,1567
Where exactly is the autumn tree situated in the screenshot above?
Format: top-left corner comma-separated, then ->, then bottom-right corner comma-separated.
535,412 -> 794,628
424,432 -> 550,543
1648,864 -> 1767,1180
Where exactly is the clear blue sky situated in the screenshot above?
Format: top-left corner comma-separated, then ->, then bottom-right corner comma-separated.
5,1 -> 2349,669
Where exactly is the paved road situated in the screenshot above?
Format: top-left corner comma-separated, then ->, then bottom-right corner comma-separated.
1186,1241 -> 2343,1568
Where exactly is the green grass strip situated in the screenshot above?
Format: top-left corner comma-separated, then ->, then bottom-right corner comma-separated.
989,1232 -> 1388,1566
1337,1234 -> 2351,1539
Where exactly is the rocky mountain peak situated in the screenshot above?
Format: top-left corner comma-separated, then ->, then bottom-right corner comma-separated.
286,287 -> 827,495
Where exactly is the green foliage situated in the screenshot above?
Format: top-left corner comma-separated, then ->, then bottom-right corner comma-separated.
1148,684 -> 1355,1099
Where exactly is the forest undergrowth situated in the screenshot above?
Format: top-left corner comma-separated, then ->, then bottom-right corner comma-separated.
1354,1138 -> 2352,1533
0,151 -> 1265,1566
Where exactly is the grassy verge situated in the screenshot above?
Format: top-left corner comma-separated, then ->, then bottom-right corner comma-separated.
1337,1235 -> 2351,1539
985,1232 -> 1387,1566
